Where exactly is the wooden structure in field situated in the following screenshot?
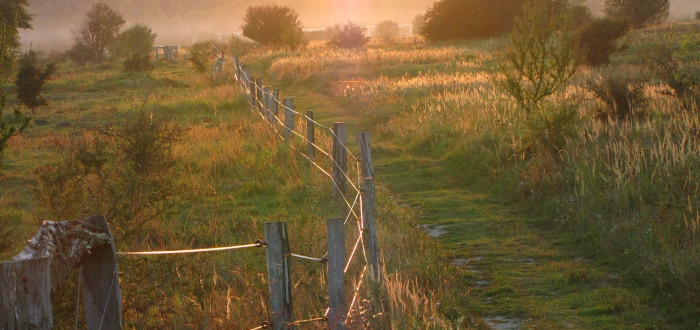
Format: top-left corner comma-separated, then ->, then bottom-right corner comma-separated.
155,45 -> 179,61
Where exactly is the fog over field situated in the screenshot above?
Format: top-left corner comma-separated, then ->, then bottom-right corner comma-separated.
18,0 -> 700,52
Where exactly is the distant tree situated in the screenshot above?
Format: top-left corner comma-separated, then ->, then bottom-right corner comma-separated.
375,20 -> 400,42
604,0 -> 669,28
412,14 -> 425,36
241,5 -> 305,50
327,22 -> 369,49
110,24 -> 156,59
421,0 -> 525,41
15,50 -> 56,112
696,11 -> 700,20
72,3 -> 125,63
1,0 -> 32,158
577,17 -> 629,66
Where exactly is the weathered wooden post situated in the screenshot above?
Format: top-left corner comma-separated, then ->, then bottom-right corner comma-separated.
264,222 -> 294,329
264,87 -> 272,124
327,218 -> 346,329
0,257 -> 52,329
332,123 -> 348,197
248,76 -> 256,111
306,111 -> 315,164
283,98 -> 295,141
80,215 -> 122,329
271,89 -> 280,121
256,78 -> 263,112
357,132 -> 381,283
233,57 -> 240,82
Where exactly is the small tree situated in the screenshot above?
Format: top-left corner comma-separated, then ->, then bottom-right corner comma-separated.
110,24 -> 156,59
241,5 -> 305,50
604,0 -> 669,28
15,50 -> 56,112
72,2 -> 125,63
499,0 -> 580,114
327,22 -> 369,49
375,20 -> 400,42
412,14 -> 425,36
0,98 -> 30,157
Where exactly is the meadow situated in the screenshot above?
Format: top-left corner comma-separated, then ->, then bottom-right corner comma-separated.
1,19 -> 699,329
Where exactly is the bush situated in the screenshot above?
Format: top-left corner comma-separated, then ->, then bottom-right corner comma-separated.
375,20 -> 400,42
0,97 -> 30,157
14,50 -> 56,112
241,5 -> 305,50
577,17 -> 629,66
421,0 -> 525,41
587,75 -> 647,121
123,54 -> 153,72
110,24 -> 156,59
67,42 -> 91,66
645,39 -> 699,111
35,107 -> 179,239
499,0 -> 580,114
696,11 -> 700,20
327,22 -> 369,49
187,40 -> 216,74
604,0 -> 669,28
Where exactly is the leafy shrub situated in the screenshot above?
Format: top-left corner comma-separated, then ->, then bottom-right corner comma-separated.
577,17 -> 629,66
499,0 -> 580,114
524,101 -> 579,159
67,42 -> 91,66
14,50 -> 56,112
0,97 -> 30,158
421,0 -> 525,41
587,75 -> 647,121
604,0 -> 669,28
696,11 -> 700,20
327,22 -> 369,49
123,54 -> 153,72
188,40 -> 216,74
375,20 -> 400,42
644,40 -> 699,111
35,107 -> 179,239
241,5 -> 305,50
109,24 -> 156,59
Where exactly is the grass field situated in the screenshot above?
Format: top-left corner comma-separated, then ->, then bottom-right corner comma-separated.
1,19 -> 699,328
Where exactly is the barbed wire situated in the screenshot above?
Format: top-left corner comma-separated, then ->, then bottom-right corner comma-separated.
116,241 -> 266,255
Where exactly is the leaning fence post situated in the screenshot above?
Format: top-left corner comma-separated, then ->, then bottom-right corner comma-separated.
283,98 -> 295,140
0,257 -> 52,329
265,221 -> 294,329
327,218 -> 346,329
306,111 -> 315,164
332,123 -> 348,197
248,76 -> 256,111
80,215 -> 122,329
357,132 -> 381,283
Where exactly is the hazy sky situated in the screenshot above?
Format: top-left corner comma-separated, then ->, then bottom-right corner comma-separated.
18,0 -> 700,52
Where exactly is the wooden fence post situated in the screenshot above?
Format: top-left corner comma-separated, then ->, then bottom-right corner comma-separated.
248,76 -> 256,111
357,132 -> 381,283
327,218 -> 346,329
264,221 -> 294,329
264,87 -> 272,124
306,111 -> 315,164
0,257 -> 52,329
256,78 -> 263,112
233,56 -> 240,81
80,215 -> 122,329
271,89 -> 280,118
283,98 -> 295,141
332,123 -> 348,197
